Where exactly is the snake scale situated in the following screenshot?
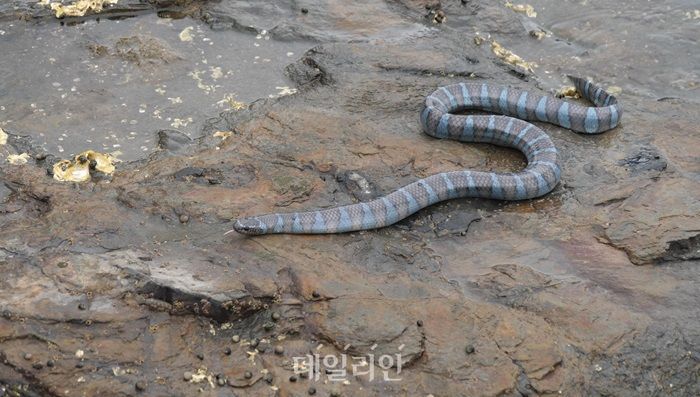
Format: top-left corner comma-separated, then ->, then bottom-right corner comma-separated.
234,76 -> 621,235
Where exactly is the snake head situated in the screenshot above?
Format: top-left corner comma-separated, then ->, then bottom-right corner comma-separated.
233,217 -> 267,235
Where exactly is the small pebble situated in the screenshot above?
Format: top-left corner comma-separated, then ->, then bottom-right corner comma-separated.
299,371 -> 308,379
217,377 -> 226,386
75,361 -> 84,369
224,347 -> 232,355
308,386 -> 317,395
2,310 -> 11,319
232,335 -> 240,343
330,391 -> 341,397
244,371 -> 253,379
46,359 -> 55,368
289,375 -> 297,382
264,373 -> 273,384
78,303 -> 86,311
135,381 -> 147,392
257,344 -> 267,353
183,371 -> 193,381
311,291 -> 320,298
250,338 -> 259,348
23,353 -> 32,360
417,320 -> 424,327
274,345 -> 284,355
32,363 -> 43,370
179,214 -> 189,223
465,344 -> 475,354
263,322 -> 274,331
301,7 -> 308,14
196,353 -> 204,360
271,312 -> 281,321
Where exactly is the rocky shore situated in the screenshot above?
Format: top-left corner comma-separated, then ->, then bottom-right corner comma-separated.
1,0 -> 698,396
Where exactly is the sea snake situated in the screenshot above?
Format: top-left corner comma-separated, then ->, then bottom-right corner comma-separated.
234,76 -> 621,235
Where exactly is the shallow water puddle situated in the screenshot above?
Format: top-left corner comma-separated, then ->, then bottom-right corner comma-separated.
0,13 -> 311,160
496,0 -> 699,99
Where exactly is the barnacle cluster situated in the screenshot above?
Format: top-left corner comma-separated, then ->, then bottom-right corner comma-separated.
505,2 -> 537,18
490,40 -> 537,72
39,0 -> 119,18
473,34 -> 537,73
7,153 -> 31,165
53,150 -> 117,182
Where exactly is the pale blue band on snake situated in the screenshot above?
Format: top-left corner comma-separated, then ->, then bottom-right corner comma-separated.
234,76 -> 621,235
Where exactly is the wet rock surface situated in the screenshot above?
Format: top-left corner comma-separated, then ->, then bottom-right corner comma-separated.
1,0 -> 699,396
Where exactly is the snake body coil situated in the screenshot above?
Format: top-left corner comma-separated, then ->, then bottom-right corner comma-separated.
234,76 -> 621,235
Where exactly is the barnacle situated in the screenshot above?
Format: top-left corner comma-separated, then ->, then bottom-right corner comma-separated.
179,26 -> 194,42
83,150 -> 116,174
555,86 -> 581,99
53,159 -> 91,182
529,29 -> 547,40
213,131 -> 233,140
